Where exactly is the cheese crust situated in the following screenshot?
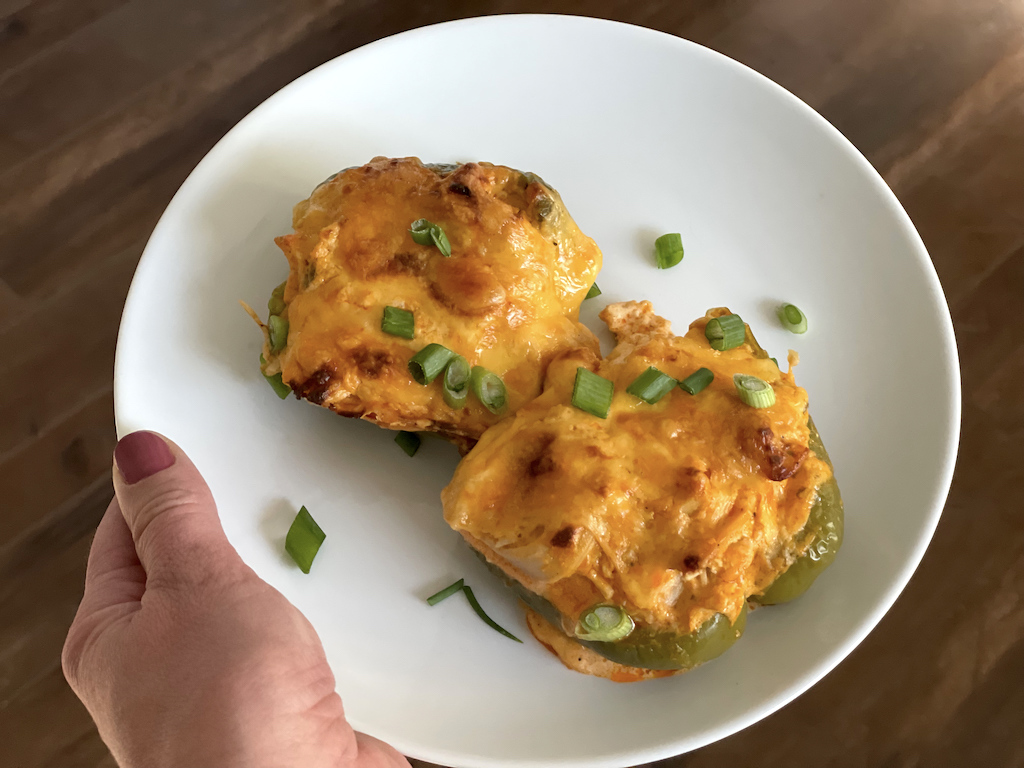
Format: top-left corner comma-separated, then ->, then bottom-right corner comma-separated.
442,301 -> 833,674
261,157 -> 602,444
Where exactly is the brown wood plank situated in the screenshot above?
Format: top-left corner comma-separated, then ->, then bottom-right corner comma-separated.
951,245 -> 1024,394
973,342 -> 1024,433
0,0 -> 32,21
0,276 -> 21,322
0,0 -> 368,239
0,0 -> 130,77
0,480 -> 109,764
38,728 -> 120,768
0,0 -> 288,168
0,534 -> 90,709
0,474 -> 110,587
893,93 -> 1024,310
0,237 -> 135,457
0,388 -> 113,547
0,123 -> 209,302
0,660 -> 103,767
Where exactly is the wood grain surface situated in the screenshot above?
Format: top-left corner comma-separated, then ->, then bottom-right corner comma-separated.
2,1 -> 1022,766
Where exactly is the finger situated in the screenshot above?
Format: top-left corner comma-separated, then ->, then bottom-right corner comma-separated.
112,431 -> 242,586
79,497 -> 146,614
63,497 -> 146,695
354,732 -> 413,768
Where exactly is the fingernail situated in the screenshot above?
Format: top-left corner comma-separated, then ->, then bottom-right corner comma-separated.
114,431 -> 176,484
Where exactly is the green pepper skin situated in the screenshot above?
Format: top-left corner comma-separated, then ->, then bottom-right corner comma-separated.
753,418 -> 844,605
582,605 -> 747,671
482,557 -> 746,672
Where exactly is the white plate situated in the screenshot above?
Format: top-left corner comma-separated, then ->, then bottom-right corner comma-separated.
115,15 -> 960,768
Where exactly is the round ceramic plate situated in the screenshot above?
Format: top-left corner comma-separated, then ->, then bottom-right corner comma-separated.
115,15 -> 960,768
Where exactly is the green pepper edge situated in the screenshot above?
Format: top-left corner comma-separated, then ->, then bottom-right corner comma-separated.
474,553 -> 746,672
743,322 -> 844,605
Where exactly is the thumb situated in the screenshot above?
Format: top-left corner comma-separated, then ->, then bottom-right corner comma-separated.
113,431 -> 242,586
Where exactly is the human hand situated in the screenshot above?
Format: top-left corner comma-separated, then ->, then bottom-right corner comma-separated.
62,431 -> 409,768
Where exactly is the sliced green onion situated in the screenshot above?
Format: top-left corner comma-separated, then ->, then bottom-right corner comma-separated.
268,296 -> 285,316
259,353 -> 291,399
381,305 -> 415,339
443,355 -> 471,409
285,506 -> 325,574
263,371 -> 290,399
572,367 -> 614,419
777,303 -> 808,334
679,367 -> 714,395
271,281 -> 286,299
395,431 -> 421,457
734,374 -> 776,408
409,218 -> 434,245
626,366 -> 677,404
268,315 -> 289,353
470,366 -> 507,414
585,282 -> 602,300
654,233 -> 684,269
410,219 -> 452,257
705,314 -> 745,351
574,604 -> 635,642
408,343 -> 455,385
771,357 -> 779,368
461,584 -> 522,643
430,225 -> 452,258
426,578 -> 464,606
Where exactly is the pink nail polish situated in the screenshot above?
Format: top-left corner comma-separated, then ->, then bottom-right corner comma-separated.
114,431 -> 175,484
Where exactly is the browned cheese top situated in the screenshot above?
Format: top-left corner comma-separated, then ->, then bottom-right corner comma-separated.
442,301 -> 833,635
263,157 -> 602,441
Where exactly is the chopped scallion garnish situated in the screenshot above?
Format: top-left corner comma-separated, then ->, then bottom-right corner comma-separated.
777,303 -> 808,334
426,579 -> 522,642
626,366 -> 677,404
431,226 -> 452,258
654,233 -> 684,269
679,367 -> 714,395
771,357 -> 779,368
470,366 -> 507,414
705,314 -> 745,351
408,343 -> 456,385
443,355 -> 471,409
585,282 -> 602,299
268,315 -> 289,353
409,218 -> 434,245
426,578 -> 464,606
285,506 -> 325,574
571,367 -> 614,419
264,371 -> 290,399
409,219 -> 452,257
381,306 -> 415,339
574,604 -> 635,642
734,374 -> 776,408
461,584 -> 522,643
394,431 -> 421,457
260,353 -> 290,399
268,281 -> 286,315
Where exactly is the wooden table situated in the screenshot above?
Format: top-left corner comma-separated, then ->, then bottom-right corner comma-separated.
2,1 -> 1021,766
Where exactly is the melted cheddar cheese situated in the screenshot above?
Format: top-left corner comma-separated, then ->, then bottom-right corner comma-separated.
442,301 -> 833,639
261,157 -> 602,443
